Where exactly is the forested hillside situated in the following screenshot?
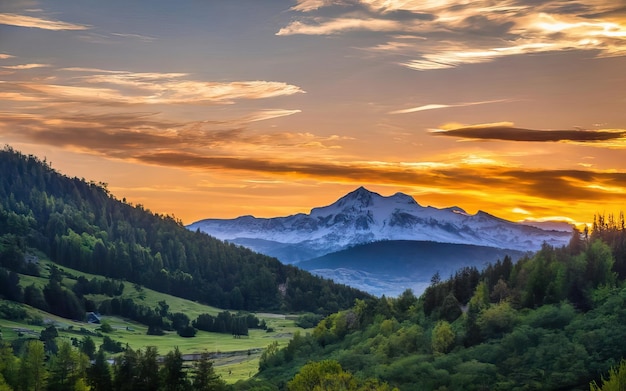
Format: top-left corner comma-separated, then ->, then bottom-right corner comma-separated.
249,222 -> 626,390
0,146 -> 368,314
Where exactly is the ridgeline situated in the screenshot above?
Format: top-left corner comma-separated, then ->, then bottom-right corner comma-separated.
0,145 -> 368,315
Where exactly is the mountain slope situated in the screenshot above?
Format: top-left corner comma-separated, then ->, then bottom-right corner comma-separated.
297,240 -> 526,296
188,186 -> 572,264
0,146 -> 368,314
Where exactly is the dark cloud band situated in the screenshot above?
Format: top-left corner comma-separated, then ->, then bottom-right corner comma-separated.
435,126 -> 626,142
2,112 -> 625,205
136,152 -> 626,203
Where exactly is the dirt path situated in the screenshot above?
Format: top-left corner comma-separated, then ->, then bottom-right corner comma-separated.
180,348 -> 263,363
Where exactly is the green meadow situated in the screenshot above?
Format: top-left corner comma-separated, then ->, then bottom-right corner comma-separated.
2,259 -> 309,383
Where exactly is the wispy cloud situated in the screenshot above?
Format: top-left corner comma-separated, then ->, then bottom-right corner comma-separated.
60,67 -> 131,74
2,63 -> 50,70
0,54 -> 14,59
75,71 -> 304,104
290,0 -> 335,12
244,109 -> 302,122
0,110 -> 337,161
2,69 -> 305,106
110,32 -> 156,42
390,99 -> 509,114
280,1 -> 626,70
0,12 -> 89,30
0,63 -> 312,166
277,18 -> 407,35
432,123 -> 626,145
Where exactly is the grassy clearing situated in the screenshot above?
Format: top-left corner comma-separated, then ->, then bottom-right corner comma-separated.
6,259 -> 310,383
214,351 -> 262,383
1,304 -> 302,383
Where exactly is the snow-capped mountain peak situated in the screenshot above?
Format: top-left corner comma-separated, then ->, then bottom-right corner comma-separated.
187,187 -> 572,263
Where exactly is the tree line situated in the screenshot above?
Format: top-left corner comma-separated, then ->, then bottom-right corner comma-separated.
0,337 -> 226,391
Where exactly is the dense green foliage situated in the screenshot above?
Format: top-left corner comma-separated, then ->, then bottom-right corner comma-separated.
255,225 -> 626,390
192,311 -> 266,337
0,146 -> 368,314
286,360 -> 397,391
0,339 -> 226,391
590,360 -> 626,391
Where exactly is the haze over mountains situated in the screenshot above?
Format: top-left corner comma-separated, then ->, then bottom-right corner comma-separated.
188,187 -> 573,295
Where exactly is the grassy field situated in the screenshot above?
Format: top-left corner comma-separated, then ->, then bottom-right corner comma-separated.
2,259 -> 310,383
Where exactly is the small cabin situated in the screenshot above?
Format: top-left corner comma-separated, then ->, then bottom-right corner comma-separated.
86,312 -> 101,324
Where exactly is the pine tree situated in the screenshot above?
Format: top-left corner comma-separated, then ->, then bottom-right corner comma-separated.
87,349 -> 112,391
48,340 -> 89,391
192,352 -> 225,391
137,346 -> 160,391
19,340 -> 47,391
160,347 -> 189,391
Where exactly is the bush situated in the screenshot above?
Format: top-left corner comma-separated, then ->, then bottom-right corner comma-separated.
98,320 -> 113,333
177,325 -> 197,338
0,302 -> 27,320
101,335 -> 123,353
477,302 -> 518,339
147,325 -> 165,336
296,313 -> 323,329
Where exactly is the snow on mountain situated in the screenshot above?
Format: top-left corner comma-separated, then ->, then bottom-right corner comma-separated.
187,187 -> 572,264
519,219 -> 574,232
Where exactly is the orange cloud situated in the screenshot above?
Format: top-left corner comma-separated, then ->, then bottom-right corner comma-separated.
2,69 -> 305,106
0,13 -> 89,30
0,111 -> 339,161
2,63 -> 51,70
277,18 -> 409,35
390,99 -> 509,114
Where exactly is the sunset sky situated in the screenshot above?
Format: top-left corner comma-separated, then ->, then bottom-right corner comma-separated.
1,0 -> 625,226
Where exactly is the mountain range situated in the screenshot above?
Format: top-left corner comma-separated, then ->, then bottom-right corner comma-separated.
188,187 -> 573,295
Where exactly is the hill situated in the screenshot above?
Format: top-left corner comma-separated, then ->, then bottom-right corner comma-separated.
297,240 -> 526,296
0,146 -> 368,314
0,257 -> 306,384
251,225 -> 626,390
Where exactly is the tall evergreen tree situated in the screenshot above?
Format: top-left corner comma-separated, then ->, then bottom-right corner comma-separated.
48,340 -> 89,391
80,336 -> 96,361
137,346 -> 160,391
113,346 -> 139,391
192,352 -> 225,391
18,340 -> 47,391
160,347 -> 189,391
0,341 -> 18,390
87,349 -> 112,391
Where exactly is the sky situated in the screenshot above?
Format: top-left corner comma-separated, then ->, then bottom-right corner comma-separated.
1,0 -> 625,227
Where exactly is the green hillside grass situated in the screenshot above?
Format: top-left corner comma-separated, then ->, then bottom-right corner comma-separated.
2,258 -> 309,383
0,309 -> 294,384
